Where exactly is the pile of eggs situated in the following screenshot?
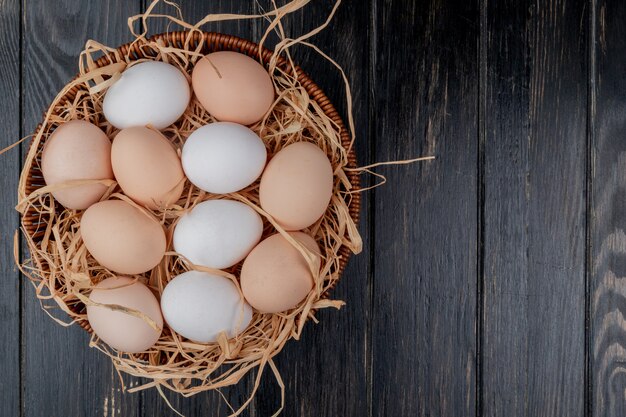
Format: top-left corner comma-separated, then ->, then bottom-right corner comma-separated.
40,52 -> 335,353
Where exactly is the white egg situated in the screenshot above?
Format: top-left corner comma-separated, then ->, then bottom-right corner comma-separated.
181,122 -> 267,193
103,61 -> 191,130
174,199 -> 263,269
161,270 -> 253,343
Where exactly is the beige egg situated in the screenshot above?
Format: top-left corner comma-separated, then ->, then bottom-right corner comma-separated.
111,127 -> 185,210
87,276 -> 163,353
241,232 -> 320,313
192,51 -> 274,125
81,200 -> 166,274
41,120 -> 114,210
259,142 -> 333,231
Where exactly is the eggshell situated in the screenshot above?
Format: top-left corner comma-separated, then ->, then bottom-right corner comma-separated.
241,232 -> 320,313
81,200 -> 166,274
181,122 -> 267,193
161,270 -> 252,343
192,51 -> 274,125
103,61 -> 191,129
41,120 -> 113,210
173,199 -> 263,269
259,142 -> 333,230
87,276 -> 163,353
111,127 -> 185,209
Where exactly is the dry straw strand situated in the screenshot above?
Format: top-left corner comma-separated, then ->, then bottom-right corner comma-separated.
11,1 -> 435,415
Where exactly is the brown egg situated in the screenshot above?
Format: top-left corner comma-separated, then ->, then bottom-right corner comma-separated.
241,232 -> 320,313
41,120 -> 114,210
81,200 -> 166,274
259,142 -> 333,231
87,276 -> 163,353
192,51 -> 274,125
111,127 -> 185,210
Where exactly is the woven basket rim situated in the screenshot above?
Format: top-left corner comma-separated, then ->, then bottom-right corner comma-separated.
21,30 -> 361,336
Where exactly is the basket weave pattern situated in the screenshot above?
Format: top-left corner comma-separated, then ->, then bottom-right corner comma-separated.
20,31 -> 360,394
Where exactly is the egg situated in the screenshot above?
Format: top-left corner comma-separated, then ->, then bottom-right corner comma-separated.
192,51 -> 274,125
241,232 -> 320,313
86,276 -> 163,353
181,122 -> 267,193
81,200 -> 166,274
259,142 -> 333,230
111,127 -> 185,210
102,61 -> 191,130
41,120 -> 114,210
161,270 -> 252,343
173,199 -> 263,269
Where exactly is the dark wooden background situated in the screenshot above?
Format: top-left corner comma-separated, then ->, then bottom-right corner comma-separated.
1,0 -> 625,415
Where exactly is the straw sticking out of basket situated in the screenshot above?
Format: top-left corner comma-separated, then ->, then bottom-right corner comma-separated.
17,1 -> 361,415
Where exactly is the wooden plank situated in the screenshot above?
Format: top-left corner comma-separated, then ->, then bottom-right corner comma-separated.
590,0 -> 626,415
0,0 -> 22,416
482,0 -> 587,416
21,1 -> 141,416
370,1 -> 478,416
252,2 -> 371,417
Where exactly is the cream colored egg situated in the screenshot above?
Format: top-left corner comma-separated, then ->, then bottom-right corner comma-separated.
87,276 -> 163,353
192,51 -> 274,125
161,271 -> 253,343
80,200 -> 166,274
241,232 -> 320,313
173,199 -> 263,269
102,61 -> 191,130
259,142 -> 333,230
41,120 -> 113,210
181,122 -> 267,194
111,127 -> 185,210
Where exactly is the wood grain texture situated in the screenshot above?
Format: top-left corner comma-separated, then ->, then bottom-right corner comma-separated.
482,0 -> 587,416
591,0 -> 626,415
370,0 -> 479,416
0,0 -> 21,416
21,1 -> 140,416
6,0 -> 623,416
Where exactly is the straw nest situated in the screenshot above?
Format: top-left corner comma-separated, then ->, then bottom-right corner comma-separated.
15,2 -> 361,415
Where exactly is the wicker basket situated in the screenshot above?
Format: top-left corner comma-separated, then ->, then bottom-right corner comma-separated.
20,31 -> 360,395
